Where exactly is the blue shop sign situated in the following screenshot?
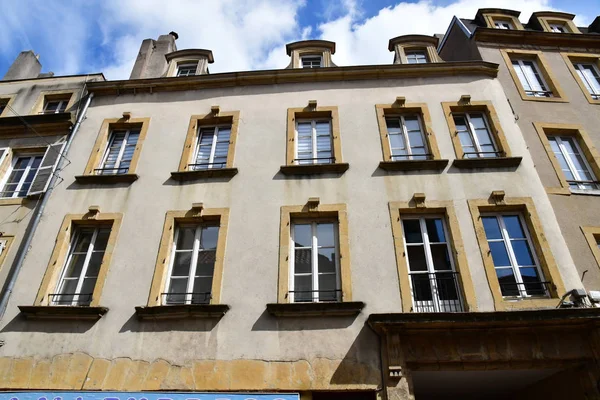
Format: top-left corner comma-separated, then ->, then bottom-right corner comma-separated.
0,393 -> 299,400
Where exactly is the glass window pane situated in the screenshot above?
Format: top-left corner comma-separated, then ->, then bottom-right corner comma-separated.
389,134 -> 405,151
294,248 -> 312,273
482,217 -> 502,240
201,226 -> 219,250
196,250 -> 216,276
520,267 -> 545,295
73,229 -> 94,252
318,274 -> 338,301
171,251 -> 193,277
79,278 -> 97,299
94,228 -> 111,251
407,130 -> 424,148
403,220 -> 422,243
317,223 -> 335,247
176,227 -> 196,250
411,274 -> 433,301
496,269 -> 519,296
318,248 -> 336,273
58,279 -> 78,296
64,253 -> 86,278
453,116 -> 468,131
167,278 -> 188,303
503,215 -> 525,239
436,272 -> 459,300
293,275 -> 312,302
430,244 -> 452,271
192,276 -> 213,302
404,116 -> 420,132
85,252 -> 104,277
293,224 -> 312,247
407,246 -> 427,271
386,118 -> 401,132
489,241 -> 511,267
511,240 -> 534,266
315,121 -> 331,135
425,219 -> 446,243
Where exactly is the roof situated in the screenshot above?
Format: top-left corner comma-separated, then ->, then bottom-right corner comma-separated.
165,49 -> 214,63
388,35 -> 439,51
285,40 -> 336,55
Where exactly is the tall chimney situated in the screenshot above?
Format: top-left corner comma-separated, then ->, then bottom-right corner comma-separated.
130,32 -> 178,79
3,51 -> 42,80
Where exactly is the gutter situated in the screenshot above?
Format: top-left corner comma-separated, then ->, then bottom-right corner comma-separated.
0,92 -> 94,321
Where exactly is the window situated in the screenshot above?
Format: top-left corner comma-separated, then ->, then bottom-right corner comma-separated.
177,63 -> 198,77
386,115 -> 428,160
290,221 -> 340,303
54,226 -> 111,306
191,125 -> 231,170
582,227 -> 600,270
0,154 -> 43,198
548,136 -> 599,190
494,20 -> 513,29
97,128 -> 140,175
295,119 -> 333,165
0,99 -> 8,116
405,50 -> 428,64
402,216 -> 463,312
549,23 -> 567,33
511,60 -> 552,97
482,214 -> 547,298
164,224 -> 219,305
42,99 -> 68,114
573,63 -> 600,100
301,55 -> 322,68
453,112 -> 499,158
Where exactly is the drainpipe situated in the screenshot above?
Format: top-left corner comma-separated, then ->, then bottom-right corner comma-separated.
0,92 -> 94,321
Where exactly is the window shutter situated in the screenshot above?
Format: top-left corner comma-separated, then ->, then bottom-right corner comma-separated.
27,139 -> 66,196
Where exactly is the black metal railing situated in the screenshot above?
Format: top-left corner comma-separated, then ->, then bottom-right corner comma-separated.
161,292 -> 212,305
188,162 -> 226,170
566,180 -> 600,189
462,151 -> 505,158
293,157 -> 335,165
411,272 -> 464,313
592,93 -> 600,100
499,281 -> 551,298
525,90 -> 553,98
93,167 -> 129,175
390,154 -> 434,161
49,293 -> 93,306
287,289 -> 342,303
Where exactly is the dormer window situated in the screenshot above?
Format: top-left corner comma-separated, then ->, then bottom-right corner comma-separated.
301,55 -> 323,68
177,63 -> 198,77
405,50 -> 428,64
475,9 -> 524,31
494,20 -> 513,29
528,12 -> 580,34
388,35 -> 442,65
42,99 -> 69,114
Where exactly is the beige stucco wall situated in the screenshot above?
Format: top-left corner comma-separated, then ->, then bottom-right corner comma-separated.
0,74 -> 581,390
478,44 -> 600,292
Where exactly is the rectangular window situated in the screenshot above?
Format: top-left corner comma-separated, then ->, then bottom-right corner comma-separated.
98,128 -> 140,175
573,63 -> 600,100
482,214 -> 547,298
402,216 -> 463,312
549,23 -> 566,33
0,154 -> 43,198
453,112 -> 499,158
42,99 -> 68,114
405,50 -> 428,64
548,135 -> 599,190
494,20 -> 513,29
177,63 -> 198,77
301,55 -> 322,68
191,125 -> 231,170
386,115 -> 429,160
511,60 -> 552,97
54,226 -> 111,306
295,119 -> 333,165
290,221 -> 340,303
164,224 -> 219,305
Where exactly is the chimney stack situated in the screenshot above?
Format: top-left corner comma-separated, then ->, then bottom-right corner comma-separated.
130,33 -> 179,79
3,51 -> 42,80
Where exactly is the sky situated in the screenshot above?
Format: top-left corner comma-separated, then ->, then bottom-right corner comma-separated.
0,0 -> 599,81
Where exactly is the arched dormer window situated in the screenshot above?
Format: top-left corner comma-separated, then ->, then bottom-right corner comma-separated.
285,40 -> 337,69
165,49 -> 214,77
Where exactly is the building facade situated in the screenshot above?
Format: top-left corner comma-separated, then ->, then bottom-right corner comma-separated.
0,16 -> 597,400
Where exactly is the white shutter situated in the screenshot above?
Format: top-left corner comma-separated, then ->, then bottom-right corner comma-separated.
27,139 -> 66,196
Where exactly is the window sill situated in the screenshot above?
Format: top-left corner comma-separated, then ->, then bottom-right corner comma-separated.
452,157 -> 522,169
520,95 -> 568,103
0,197 -> 27,206
74,174 -> 139,184
266,301 -> 364,317
170,168 -> 238,181
570,188 -> 600,196
279,163 -> 349,176
134,304 -> 230,320
18,305 -> 108,320
379,159 -> 449,171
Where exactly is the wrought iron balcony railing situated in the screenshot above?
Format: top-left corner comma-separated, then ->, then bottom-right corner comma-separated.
410,272 -> 464,313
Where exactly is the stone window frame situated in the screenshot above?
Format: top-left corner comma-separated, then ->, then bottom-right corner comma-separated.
0,95 -> 16,117
561,52 -> 600,105
147,206 -> 229,306
535,15 -> 580,34
388,199 -> 477,313
533,122 -> 600,196
468,197 -> 566,311
172,110 -> 240,180
0,145 -> 48,206
277,202 -> 352,304
79,117 -> 150,181
34,210 -> 123,307
441,100 -> 513,159
500,49 -> 568,103
292,48 -> 334,69
29,90 -> 76,115
0,235 -> 14,270
481,13 -> 525,30
581,226 -> 600,270
389,36 -> 443,65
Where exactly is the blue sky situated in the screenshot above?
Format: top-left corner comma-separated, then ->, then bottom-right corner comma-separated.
1,0 -> 599,80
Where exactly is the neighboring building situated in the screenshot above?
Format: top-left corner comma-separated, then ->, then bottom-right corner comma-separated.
439,9 -> 600,298
0,25 -> 597,400
0,51 -> 104,321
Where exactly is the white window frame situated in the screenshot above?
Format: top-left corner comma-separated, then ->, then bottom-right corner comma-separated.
192,124 -> 231,169
512,59 -> 553,97
0,153 -> 44,199
386,114 -> 429,160
99,129 -> 138,175
294,118 -> 333,164
176,63 -> 198,77
549,23 -> 567,33
405,50 -> 428,64
164,224 -> 217,305
42,99 -> 68,114
402,215 -> 462,312
301,55 -> 323,68
494,20 -> 513,29
549,135 -> 600,190
454,112 -> 499,158
289,221 -> 341,303
574,62 -> 600,100
483,213 -> 547,299
54,226 -> 107,306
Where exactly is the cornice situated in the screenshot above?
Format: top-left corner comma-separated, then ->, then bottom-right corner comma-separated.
86,61 -> 499,96
474,27 -> 600,48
